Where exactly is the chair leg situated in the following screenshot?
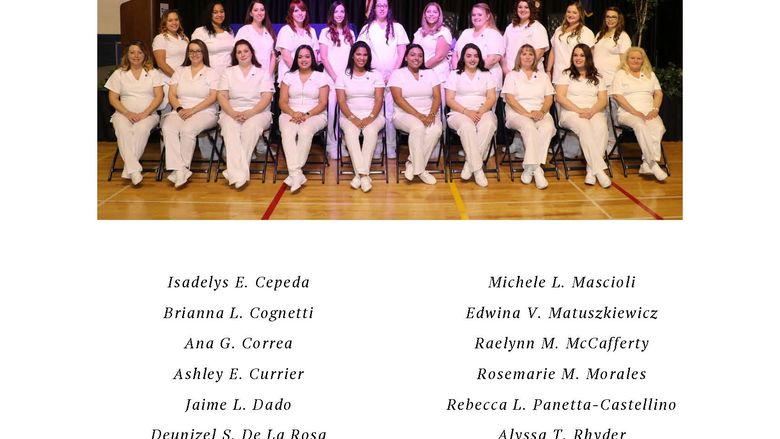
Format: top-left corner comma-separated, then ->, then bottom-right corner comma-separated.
107,147 -> 120,181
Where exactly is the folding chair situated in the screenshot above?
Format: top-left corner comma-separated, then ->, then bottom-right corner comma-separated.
551,104 -> 612,179
607,97 -> 671,177
443,107 -> 500,182
498,102 -> 560,182
214,129 -> 273,184
107,124 -> 165,182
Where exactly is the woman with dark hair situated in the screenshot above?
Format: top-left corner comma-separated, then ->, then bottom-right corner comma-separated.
452,3 -> 504,92
555,44 -> 610,188
216,40 -> 275,189
502,44 -> 555,189
106,41 -> 164,186
593,6 -> 631,90
162,39 -> 219,188
276,0 -> 318,85
358,0 -> 409,158
502,0 -> 548,76
389,44 -> 442,185
235,0 -> 277,78
612,47 -> 667,181
413,2 -> 452,84
191,1 -> 234,75
319,0 -> 355,159
444,43 -> 497,187
335,41 -> 385,192
546,1 -> 595,84
278,45 -> 329,193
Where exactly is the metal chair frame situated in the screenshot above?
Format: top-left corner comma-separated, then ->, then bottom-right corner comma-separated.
497,102 -> 560,182
607,96 -> 671,177
551,104 -> 613,180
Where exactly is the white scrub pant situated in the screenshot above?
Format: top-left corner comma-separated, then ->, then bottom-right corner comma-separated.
339,115 -> 385,176
393,112 -> 442,175
161,111 -> 218,171
559,110 -> 609,172
279,113 -> 328,177
218,112 -> 273,185
111,112 -> 159,178
505,111 -> 555,166
325,89 -> 339,158
384,90 -> 397,157
447,111 -> 497,173
617,113 -> 666,163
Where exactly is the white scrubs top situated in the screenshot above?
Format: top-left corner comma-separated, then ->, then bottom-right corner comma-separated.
235,25 -> 276,73
592,31 -> 632,88
358,22 -> 410,76
558,74 -> 606,109
152,33 -> 188,79
334,70 -> 385,118
501,70 -> 555,112
443,70 -> 496,111
549,26 -> 596,84
319,28 -> 355,81
105,68 -> 164,113
275,25 -> 319,84
453,27 -> 505,90
169,65 -> 220,114
611,70 -> 662,115
218,66 -> 275,112
503,20 -> 548,72
282,70 -> 330,113
191,26 -> 235,75
388,67 -> 441,116
413,26 -> 453,81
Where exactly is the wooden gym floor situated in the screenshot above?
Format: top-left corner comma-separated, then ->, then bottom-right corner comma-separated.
97,141 -> 682,220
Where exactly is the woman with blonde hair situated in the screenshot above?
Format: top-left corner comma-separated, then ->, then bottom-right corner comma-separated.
152,10 -> 189,80
546,1 -> 595,84
105,41 -> 164,186
452,3 -> 504,91
611,46 -> 667,181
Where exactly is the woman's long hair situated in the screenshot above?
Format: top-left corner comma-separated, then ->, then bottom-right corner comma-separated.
182,39 -> 211,67
230,39 -> 262,67
326,1 -> 355,47
511,0 -> 538,27
512,44 -> 538,72
563,43 -> 599,85
595,6 -> 625,45
203,2 -> 232,36
244,0 -> 276,45
345,41 -> 373,77
558,1 -> 585,44
361,1 -> 397,44
617,46 -> 653,78
455,43 -> 488,74
399,43 -> 428,69
285,0 -> 312,34
158,10 -> 188,41
119,40 -> 154,72
419,2 -> 445,37
289,45 -> 323,72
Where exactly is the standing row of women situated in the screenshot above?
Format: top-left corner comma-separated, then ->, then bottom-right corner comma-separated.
107,0 -> 668,191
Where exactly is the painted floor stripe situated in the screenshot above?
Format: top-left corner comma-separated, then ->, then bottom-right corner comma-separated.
261,184 -> 287,220
612,182 -> 664,220
447,181 -> 470,220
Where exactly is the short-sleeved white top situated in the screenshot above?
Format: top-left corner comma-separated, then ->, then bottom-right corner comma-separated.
152,33 -> 188,79
444,70 -> 496,111
105,68 -> 164,113
549,26 -> 596,84
413,26 -> 453,81
388,67 -> 441,116
592,31 -> 632,88
357,22 -> 410,75
453,27 -> 505,90
501,70 -> 555,112
319,28 -> 355,82
503,21 -> 548,72
191,26 -> 235,75
235,25 -> 276,73
558,74 -> 606,109
218,65 -> 275,112
282,70 -> 329,113
611,70 -> 662,115
275,25 -> 319,84
335,69 -> 385,117
170,65 -> 219,114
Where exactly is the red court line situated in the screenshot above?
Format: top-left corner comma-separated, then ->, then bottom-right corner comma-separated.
611,182 -> 664,220
261,184 -> 287,220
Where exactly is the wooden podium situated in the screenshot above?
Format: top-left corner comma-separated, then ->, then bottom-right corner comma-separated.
120,0 -> 175,50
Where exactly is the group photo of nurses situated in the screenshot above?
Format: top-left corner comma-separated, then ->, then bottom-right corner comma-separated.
104,0 -> 679,198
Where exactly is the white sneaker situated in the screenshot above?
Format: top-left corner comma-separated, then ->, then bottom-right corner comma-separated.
130,171 -> 143,186
174,170 -> 190,188
584,172 -> 596,186
167,171 -> 177,184
596,170 -> 611,188
283,175 -> 294,186
639,162 -> 652,175
534,167 -> 548,189
460,162 -> 472,180
234,179 -> 247,189
458,149 -> 465,157
350,175 -> 361,189
290,174 -> 306,193
650,163 -> 668,181
474,170 -> 488,187
360,176 -> 373,192
419,171 -> 437,185
404,162 -> 414,181
520,168 -> 533,185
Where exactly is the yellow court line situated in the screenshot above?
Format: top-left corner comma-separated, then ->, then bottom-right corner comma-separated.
447,180 -> 470,220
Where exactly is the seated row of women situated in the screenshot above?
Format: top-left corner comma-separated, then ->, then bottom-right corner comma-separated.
106,38 -> 667,193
